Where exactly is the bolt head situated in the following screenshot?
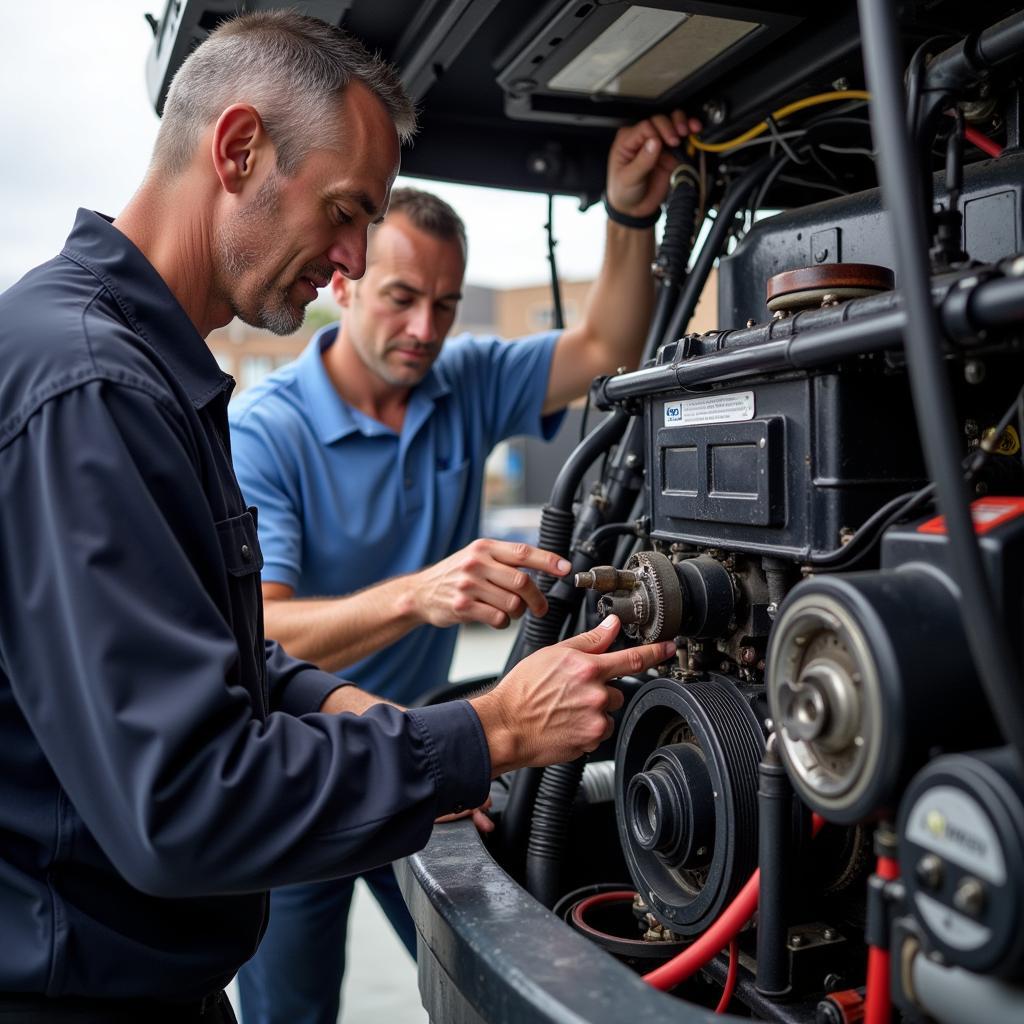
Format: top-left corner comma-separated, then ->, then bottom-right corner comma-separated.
953,876 -> 987,917
916,853 -> 944,891
964,360 -> 986,384
790,933 -> 805,948
704,99 -> 726,125
815,248 -> 829,263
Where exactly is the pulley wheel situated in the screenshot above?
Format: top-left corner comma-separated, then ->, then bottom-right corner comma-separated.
615,675 -> 764,937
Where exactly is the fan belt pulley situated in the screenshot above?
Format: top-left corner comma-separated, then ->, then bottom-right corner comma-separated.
615,675 -> 765,937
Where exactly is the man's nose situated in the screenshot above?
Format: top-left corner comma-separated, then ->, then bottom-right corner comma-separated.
327,232 -> 367,281
407,302 -> 437,343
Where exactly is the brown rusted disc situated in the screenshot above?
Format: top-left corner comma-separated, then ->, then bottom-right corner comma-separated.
766,263 -> 895,309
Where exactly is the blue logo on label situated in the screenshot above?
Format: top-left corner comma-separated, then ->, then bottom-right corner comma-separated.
666,404 -> 681,420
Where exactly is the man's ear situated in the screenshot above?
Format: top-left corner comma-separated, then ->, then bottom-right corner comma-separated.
211,104 -> 270,195
331,270 -> 354,308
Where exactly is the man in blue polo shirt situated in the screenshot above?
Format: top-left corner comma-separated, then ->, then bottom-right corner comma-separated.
230,110 -> 695,1024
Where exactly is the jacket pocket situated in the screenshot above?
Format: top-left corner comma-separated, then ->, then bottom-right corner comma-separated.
215,507 -> 264,577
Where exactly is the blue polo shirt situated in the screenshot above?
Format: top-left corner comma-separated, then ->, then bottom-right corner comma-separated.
229,323 -> 564,704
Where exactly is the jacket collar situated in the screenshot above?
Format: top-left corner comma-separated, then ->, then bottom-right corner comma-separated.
61,209 -> 232,408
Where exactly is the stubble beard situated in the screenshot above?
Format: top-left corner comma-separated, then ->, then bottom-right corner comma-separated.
215,171 -> 305,336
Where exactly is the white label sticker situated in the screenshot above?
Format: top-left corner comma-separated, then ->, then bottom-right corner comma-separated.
664,391 -> 756,427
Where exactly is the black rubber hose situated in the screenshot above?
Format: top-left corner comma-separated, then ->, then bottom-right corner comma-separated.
755,740 -> 795,997
631,164 -> 701,364
661,157 -> 775,344
500,410 -> 634,867
503,409 -> 631,677
525,759 -> 585,907
858,0 -> 1024,765
548,409 -> 629,511
534,506 -> 575,598
924,11 -> 1024,94
653,165 -> 700,288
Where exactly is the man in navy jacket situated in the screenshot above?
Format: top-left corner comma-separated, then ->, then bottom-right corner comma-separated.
0,11 -> 672,1021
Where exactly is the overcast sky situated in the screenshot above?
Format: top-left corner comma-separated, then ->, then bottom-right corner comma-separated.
0,1 -> 608,296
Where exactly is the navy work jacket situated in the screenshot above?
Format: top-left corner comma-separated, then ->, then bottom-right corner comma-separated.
0,211 -> 489,1001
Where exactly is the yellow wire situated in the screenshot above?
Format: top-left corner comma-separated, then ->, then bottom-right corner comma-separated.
688,90 -> 872,154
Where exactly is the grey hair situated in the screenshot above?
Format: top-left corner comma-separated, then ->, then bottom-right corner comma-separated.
151,10 -> 416,177
386,187 -> 468,262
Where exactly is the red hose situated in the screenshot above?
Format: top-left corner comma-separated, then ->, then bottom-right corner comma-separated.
964,124 -> 1003,158
643,813 -> 826,991
715,939 -> 739,1014
864,854 -> 900,1024
943,109 -> 1003,158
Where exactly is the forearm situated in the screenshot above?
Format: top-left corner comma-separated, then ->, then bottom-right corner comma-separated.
320,683 -> 404,715
581,220 -> 656,370
264,574 -> 423,673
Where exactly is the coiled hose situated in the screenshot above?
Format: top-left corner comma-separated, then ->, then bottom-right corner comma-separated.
646,163 -> 700,353
501,411 -> 630,872
526,760 -> 585,907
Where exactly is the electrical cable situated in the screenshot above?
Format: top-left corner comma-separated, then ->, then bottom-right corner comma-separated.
687,90 -> 872,153
776,174 -> 850,198
545,193 -> 564,331
642,814 -> 826,991
859,0 -> 1024,768
818,143 -> 875,157
577,520 -> 644,553
714,939 -> 739,1014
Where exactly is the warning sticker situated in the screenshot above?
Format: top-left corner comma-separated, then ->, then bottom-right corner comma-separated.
917,496 -> 1024,535
663,391 -> 755,427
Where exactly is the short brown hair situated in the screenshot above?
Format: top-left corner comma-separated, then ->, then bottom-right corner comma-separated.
387,188 -> 468,262
153,10 -> 416,177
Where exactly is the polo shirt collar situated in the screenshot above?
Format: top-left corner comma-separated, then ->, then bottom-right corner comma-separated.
300,323 -> 452,444
61,209 -> 232,409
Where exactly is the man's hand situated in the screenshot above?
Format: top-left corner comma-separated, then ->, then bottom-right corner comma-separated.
436,797 -> 495,834
470,615 -> 675,776
605,109 -> 701,220
411,539 -> 571,630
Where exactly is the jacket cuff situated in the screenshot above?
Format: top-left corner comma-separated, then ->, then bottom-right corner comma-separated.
279,671 -> 354,717
406,700 -> 491,815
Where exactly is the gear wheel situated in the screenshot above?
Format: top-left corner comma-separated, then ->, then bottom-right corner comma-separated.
623,551 -> 683,643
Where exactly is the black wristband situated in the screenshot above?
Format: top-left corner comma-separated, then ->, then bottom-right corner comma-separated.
602,192 -> 660,229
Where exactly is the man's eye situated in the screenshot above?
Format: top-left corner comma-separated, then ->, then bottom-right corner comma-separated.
389,294 -> 413,307
333,207 -> 352,225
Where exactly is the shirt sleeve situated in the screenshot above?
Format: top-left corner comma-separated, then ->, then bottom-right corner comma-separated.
0,379 -> 490,899
229,406 -> 303,590
464,331 -> 567,449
